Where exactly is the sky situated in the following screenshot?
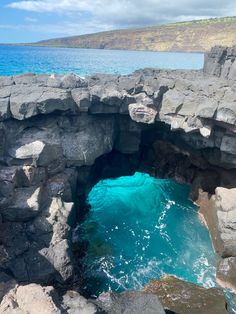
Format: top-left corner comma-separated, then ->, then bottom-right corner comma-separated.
1,0 -> 236,43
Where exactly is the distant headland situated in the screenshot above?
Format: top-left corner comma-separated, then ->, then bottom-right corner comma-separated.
24,16 -> 236,53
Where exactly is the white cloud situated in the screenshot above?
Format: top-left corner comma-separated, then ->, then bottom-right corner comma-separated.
25,17 -> 38,22
7,0 -> 236,26
7,0 -> 99,13
6,0 -> 236,37
0,21 -> 112,37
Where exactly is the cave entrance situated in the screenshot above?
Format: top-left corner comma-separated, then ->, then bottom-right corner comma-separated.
74,171 -> 218,298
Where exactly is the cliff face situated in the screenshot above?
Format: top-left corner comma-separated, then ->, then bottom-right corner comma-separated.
0,46 -> 236,311
33,17 -> 236,53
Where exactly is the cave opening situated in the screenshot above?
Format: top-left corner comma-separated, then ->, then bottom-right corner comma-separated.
70,122 -> 223,298
74,172 -> 218,298
70,122 -> 236,300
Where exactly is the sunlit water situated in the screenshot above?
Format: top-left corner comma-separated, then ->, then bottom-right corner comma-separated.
0,45 -> 203,76
78,172 -> 218,297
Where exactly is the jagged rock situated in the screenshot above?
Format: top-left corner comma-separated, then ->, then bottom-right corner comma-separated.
0,284 -> 60,314
217,257 -> 236,293
96,291 -> 165,314
62,290 -> 97,314
0,272 -> 16,303
0,98 -> 10,121
46,169 -> 77,202
204,45 -> 236,80
0,46 -> 236,306
129,104 -> 157,124
10,86 -> 77,120
1,185 -> 43,222
61,116 -> 115,166
41,239 -> 73,282
200,187 -> 236,257
0,283 -> 100,314
115,116 -> 141,154
71,88 -> 91,112
7,127 -> 63,167
143,276 -> 227,314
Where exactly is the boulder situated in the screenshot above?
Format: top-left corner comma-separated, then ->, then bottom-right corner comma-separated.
71,88 -> 91,112
217,257 -> 236,293
129,104 -> 157,124
61,116 -> 115,166
0,98 -> 10,121
204,45 -> 236,80
62,290 -> 97,314
10,86 -> 77,120
1,186 -> 43,222
0,284 -> 60,314
200,187 -> 236,257
96,291 -> 165,314
143,276 -> 227,314
8,127 -> 63,167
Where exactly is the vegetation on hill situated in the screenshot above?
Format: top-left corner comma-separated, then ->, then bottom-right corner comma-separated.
32,16 -> 236,52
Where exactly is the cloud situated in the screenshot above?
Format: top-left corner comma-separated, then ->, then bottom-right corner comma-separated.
25,17 -> 38,22
0,21 -> 112,37
6,0 -> 236,37
7,0 -> 97,13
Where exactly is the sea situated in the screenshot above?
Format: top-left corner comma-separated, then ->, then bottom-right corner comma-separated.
0,45 -> 204,76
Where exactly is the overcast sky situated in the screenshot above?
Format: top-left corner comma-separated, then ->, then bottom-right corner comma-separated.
1,0 -> 236,43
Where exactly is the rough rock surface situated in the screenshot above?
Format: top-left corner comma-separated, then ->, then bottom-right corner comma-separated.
0,284 -> 60,314
200,187 -> 236,258
198,187 -> 236,295
96,291 -> 165,314
204,45 -> 236,80
0,45 -> 236,311
143,276 -> 228,314
0,283 -> 98,314
217,257 -> 236,293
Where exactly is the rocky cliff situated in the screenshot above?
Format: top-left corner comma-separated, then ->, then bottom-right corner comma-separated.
32,17 -> 236,53
0,45 -> 236,313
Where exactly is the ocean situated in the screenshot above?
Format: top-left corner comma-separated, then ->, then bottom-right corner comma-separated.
0,45 -> 204,76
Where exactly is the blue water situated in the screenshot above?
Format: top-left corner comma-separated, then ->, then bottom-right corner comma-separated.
79,172 -> 217,296
0,45 -> 204,76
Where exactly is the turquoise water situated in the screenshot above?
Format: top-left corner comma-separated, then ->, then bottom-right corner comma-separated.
80,172 -> 217,296
0,45 -> 204,76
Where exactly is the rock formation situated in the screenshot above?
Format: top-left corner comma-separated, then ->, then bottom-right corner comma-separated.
143,276 -> 228,314
199,187 -> 236,294
0,45 -> 236,312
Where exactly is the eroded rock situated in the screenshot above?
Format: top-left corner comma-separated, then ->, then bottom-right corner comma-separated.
96,291 -> 165,314
143,276 -> 227,314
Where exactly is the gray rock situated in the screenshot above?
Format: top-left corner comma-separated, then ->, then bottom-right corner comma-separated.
204,45 -> 236,80
0,76 -> 14,87
217,257 -> 236,293
0,284 -> 61,314
10,85 -> 76,120
71,88 -> 91,112
8,127 -> 63,167
62,290 -> 97,314
96,291 -> 165,314
129,103 -> 157,124
41,239 -> 73,282
1,186 -> 42,222
0,272 -> 16,303
0,98 -> 10,121
144,276 -> 227,314
200,187 -> 236,257
61,116 -> 115,166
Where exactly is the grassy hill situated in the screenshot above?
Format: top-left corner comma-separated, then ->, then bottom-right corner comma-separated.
32,17 -> 236,52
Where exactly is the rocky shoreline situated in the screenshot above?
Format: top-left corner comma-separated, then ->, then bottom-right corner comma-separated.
0,45 -> 235,313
